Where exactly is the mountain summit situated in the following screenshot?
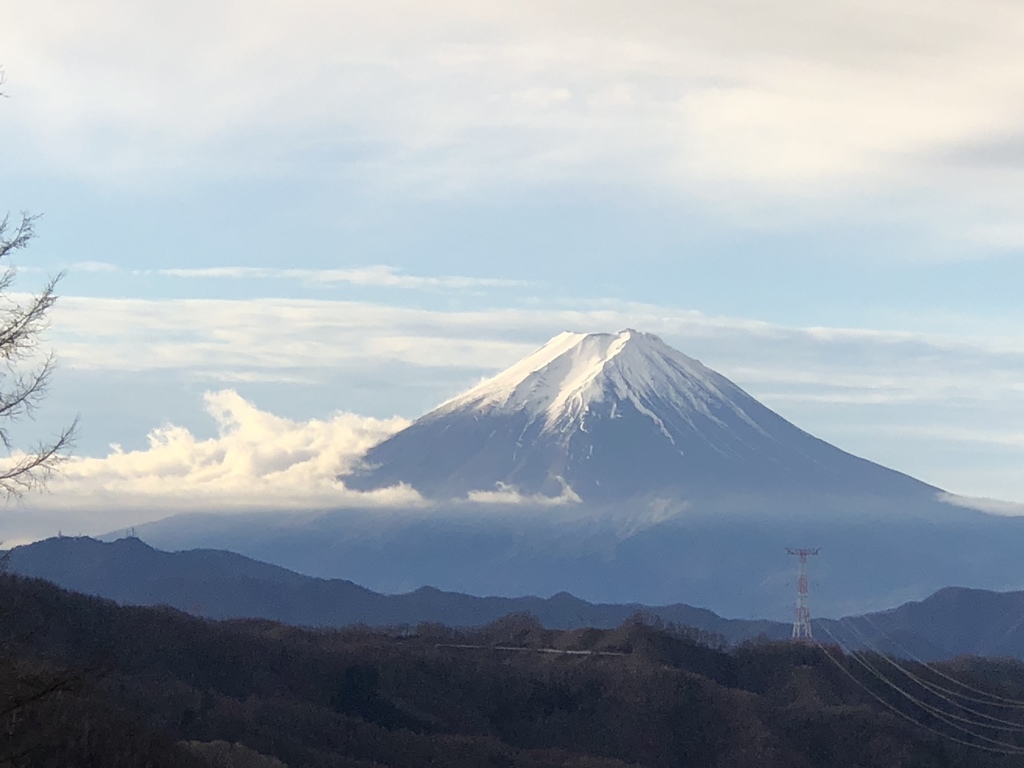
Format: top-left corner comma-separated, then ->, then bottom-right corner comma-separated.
344,329 -> 936,503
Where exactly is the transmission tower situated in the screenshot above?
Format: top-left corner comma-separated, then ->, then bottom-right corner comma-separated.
786,547 -> 819,641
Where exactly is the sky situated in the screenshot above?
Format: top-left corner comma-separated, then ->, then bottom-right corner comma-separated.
2,0 -> 1024,541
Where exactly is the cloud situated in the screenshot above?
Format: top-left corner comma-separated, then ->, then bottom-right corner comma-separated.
27,291 -> 1024,506
70,261 -> 120,273
148,265 -> 529,290
49,295 -> 543,377
467,480 -> 581,506
45,293 -> 1024,408
24,389 -> 420,512
6,0 -> 1024,243
864,425 -> 1024,450
938,493 -> 1024,517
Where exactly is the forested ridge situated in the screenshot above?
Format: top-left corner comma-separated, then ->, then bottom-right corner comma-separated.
3,573 -> 1024,767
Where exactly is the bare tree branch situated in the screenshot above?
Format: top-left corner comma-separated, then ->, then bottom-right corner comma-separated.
0,215 -> 35,262
0,273 -> 59,360
0,213 -> 77,499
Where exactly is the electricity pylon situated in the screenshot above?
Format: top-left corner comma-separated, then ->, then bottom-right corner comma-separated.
786,547 -> 819,641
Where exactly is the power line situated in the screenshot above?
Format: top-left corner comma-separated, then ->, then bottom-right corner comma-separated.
843,618 -> 1024,729
852,610 -> 1024,709
837,617 -> 1024,731
817,622 -> 1024,753
813,636 -> 1024,755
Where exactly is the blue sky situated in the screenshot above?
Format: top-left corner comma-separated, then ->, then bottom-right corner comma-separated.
2,0 -> 1024,540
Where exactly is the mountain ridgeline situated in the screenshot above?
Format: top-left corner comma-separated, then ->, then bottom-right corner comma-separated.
6,536 -> 787,641
13,536 -> 1024,662
344,329 -> 937,502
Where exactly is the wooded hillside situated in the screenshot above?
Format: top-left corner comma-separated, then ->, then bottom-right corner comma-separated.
3,573 -> 1023,767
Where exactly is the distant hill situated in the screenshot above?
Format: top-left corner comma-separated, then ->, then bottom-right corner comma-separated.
5,536 -> 787,642
822,586 -> 1024,661
134,502 -> 1024,620
10,535 -> 1024,661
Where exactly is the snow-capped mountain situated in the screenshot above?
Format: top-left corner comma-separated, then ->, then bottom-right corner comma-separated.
344,329 -> 936,502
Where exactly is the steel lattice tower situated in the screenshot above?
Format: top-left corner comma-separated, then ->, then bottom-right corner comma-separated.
786,547 -> 819,641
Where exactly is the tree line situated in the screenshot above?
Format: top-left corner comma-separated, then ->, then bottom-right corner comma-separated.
4,572 -> 1024,767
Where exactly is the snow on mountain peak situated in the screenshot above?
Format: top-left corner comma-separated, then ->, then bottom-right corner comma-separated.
346,327 -> 940,503
436,329 -> 761,436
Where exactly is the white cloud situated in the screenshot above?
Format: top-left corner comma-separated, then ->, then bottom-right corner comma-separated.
21,291 -> 1024,508
864,425 -> 1024,450
6,261 -> 120,277
22,389 -> 421,512
148,265 -> 528,290
45,293 -> 1024,404
5,0 -> 1024,243
70,261 -> 120,273
467,480 -> 581,506
48,297 -> 543,380
938,493 -> 1024,517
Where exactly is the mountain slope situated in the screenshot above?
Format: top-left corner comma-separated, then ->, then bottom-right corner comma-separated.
18,536 -> 1024,662
826,586 -> 1024,660
6,571 -> 1010,768
344,329 -> 937,502
6,536 -> 787,640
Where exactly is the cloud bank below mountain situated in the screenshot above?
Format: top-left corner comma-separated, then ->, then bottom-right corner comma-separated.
19,390 -> 419,515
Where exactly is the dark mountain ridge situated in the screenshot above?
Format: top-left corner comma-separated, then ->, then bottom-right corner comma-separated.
132,500 -> 1024,620
8,569 -> 1021,767
11,535 -> 1024,661
6,535 -> 785,641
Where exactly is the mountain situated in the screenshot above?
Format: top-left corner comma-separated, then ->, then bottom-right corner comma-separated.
344,329 -> 937,502
5,535 -> 786,641
825,586 -> 1024,660
120,329 -> 1024,618
13,535 -> 1024,663
133,503 -> 1024,621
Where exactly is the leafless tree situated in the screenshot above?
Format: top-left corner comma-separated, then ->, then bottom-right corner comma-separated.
0,215 -> 77,498
0,70 -> 77,499
0,72 -> 79,757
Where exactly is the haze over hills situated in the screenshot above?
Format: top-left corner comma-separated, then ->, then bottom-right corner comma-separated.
11,536 -> 1024,662
126,329 -> 1024,618
344,329 -> 938,502
6,536 -> 784,641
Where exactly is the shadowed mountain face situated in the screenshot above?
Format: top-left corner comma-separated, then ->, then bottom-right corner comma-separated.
344,329 -> 937,502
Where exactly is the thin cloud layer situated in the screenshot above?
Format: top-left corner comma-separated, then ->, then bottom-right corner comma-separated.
938,493 -> 1024,517
5,0 -> 1024,242
35,390 -> 419,510
467,480 -> 582,506
149,265 -> 529,290
47,293 -> 1024,408
40,291 -> 1024,504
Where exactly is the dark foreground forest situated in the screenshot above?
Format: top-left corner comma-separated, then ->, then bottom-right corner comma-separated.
4,574 -> 1024,768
